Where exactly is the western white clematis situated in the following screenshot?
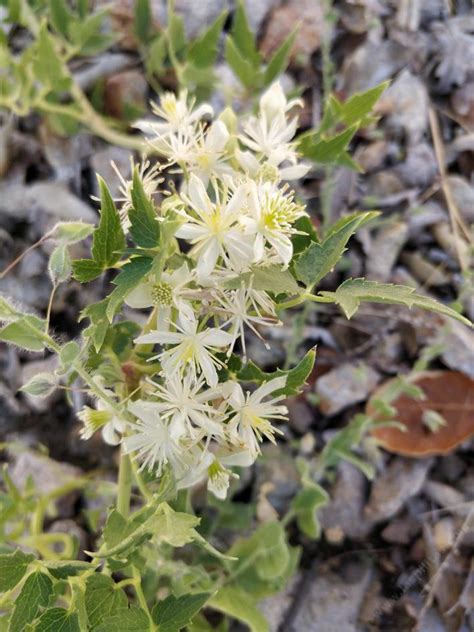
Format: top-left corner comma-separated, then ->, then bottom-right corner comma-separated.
214,286 -> 278,358
187,121 -> 233,185
124,262 -> 195,329
148,371 -> 225,440
78,391 -> 127,446
124,400 -> 184,474
176,174 -> 254,278
134,90 -> 213,139
241,180 -> 305,265
227,376 -> 288,458
239,83 -> 308,177
136,313 -> 233,387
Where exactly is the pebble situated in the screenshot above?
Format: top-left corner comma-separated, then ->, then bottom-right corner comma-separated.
316,362 -> 380,416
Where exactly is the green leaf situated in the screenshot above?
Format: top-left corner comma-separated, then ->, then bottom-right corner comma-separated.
129,169 -> 161,248
209,586 -> 268,632
167,10 -> 186,58
298,125 -> 358,164
33,25 -> 70,92
0,549 -> 35,592
20,373 -> 57,398
147,34 -> 167,75
106,256 -> 153,321
225,37 -> 260,90
0,316 -> 47,352
58,341 -> 81,372
84,574 -> 128,628
134,0 -> 152,42
0,296 -> 18,322
338,81 -> 389,128
291,484 -> 328,539
225,265 -> 300,295
94,607 -> 150,632
238,348 -> 316,397
291,215 -> 319,257
231,1 -> 260,66
34,607 -> 80,632
9,571 -> 53,632
188,11 -> 227,68
91,177 -> 126,268
320,278 -> 473,327
294,211 -> 378,287
48,0 -> 72,37
43,560 -> 95,580
80,299 -> 110,352
230,522 -> 290,581
264,28 -> 296,86
51,222 -> 94,244
72,259 -> 104,283
49,244 -> 72,284
151,593 -> 210,632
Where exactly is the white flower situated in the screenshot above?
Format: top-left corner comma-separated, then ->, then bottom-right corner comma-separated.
78,395 -> 127,446
124,400 -> 184,474
176,174 -> 254,278
187,121 -> 233,185
214,286 -> 278,358
241,180 -> 304,265
136,314 -> 233,387
239,82 -> 309,179
226,376 -> 288,457
134,90 -> 213,138
124,262 -> 195,329
148,371 -> 225,440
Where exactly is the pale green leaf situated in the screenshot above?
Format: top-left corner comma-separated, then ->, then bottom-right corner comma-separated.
0,549 -> 35,592
20,373 -> 57,398
51,222 -> 95,244
48,244 -> 72,284
9,571 -> 53,632
34,607 -> 80,632
0,296 -> 18,322
0,316 -> 47,352
151,593 -> 210,632
209,586 -> 268,632
225,265 -> 300,295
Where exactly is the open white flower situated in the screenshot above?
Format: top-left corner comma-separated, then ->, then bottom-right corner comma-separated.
124,262 -> 195,329
149,371 -> 225,440
78,382 -> 126,446
187,121 -> 233,185
124,400 -> 184,474
176,174 -> 254,278
136,313 -> 233,387
241,180 -> 305,265
134,90 -> 213,139
226,376 -> 288,457
214,286 -> 278,358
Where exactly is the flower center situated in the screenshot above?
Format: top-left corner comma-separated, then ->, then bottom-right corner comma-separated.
151,282 -> 173,307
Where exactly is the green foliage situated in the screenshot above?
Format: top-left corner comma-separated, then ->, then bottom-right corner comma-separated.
225,265 -> 301,295
20,373 -> 57,398
294,212 -> 379,288
320,278 -> 472,327
151,593 -> 210,632
0,549 -> 35,592
129,169 -> 161,248
9,571 -> 53,632
291,460 -> 328,538
84,574 -> 128,627
94,607 -> 150,631
0,316 -> 47,352
34,607 -> 80,632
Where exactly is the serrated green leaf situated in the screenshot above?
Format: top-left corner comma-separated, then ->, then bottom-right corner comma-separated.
80,299 -> 110,352
237,348 -> 316,397
129,169 -> 161,248
92,177 -> 126,268
264,28 -> 296,86
84,574 -> 128,628
225,265 -> 300,295
94,607 -> 150,632
33,607 -> 80,632
0,549 -> 35,592
48,0 -> 72,37
298,125 -> 358,164
20,373 -> 57,398
71,259 -> 104,283
338,81 -> 389,128
294,212 -> 379,287
319,278 -> 473,327
0,316 -> 47,352
151,593 -> 210,632
188,11 -> 227,68
48,244 -> 71,284
225,36 -> 260,90
9,571 -> 53,632
167,10 -> 186,58
51,222 -> 94,244
106,256 -> 153,321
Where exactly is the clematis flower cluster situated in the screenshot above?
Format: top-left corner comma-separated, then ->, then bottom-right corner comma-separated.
79,82 -> 310,499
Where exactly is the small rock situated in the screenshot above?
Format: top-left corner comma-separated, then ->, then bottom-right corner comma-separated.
381,516 -> 420,544
423,480 -> 467,514
446,176 -> 474,223
438,320 -> 474,379
367,222 -> 408,282
394,142 -> 437,187
401,251 -> 450,287
316,362 -> 380,416
259,572 -> 301,632
255,444 -> 299,514
433,517 -> 456,552
243,0 -> 282,34
290,558 -> 373,632
365,457 -> 433,523
286,397 -> 314,433
90,146 -> 134,200
104,69 -> 148,120
10,450 -> 83,518
260,0 -> 325,64
380,69 -> 429,143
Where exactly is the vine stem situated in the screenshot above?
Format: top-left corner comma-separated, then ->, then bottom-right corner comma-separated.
116,450 -> 132,517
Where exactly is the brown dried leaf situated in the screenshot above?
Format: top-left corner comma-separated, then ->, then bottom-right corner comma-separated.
368,371 -> 474,456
